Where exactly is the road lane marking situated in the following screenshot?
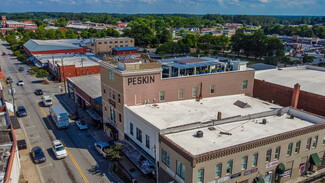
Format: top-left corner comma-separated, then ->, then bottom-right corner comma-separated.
39,163 -> 52,169
61,140 -> 90,183
37,101 -> 90,183
38,101 -> 55,130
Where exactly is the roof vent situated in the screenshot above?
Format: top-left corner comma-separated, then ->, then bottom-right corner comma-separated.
196,130 -> 203,138
208,127 -> 216,131
234,100 -> 251,108
219,131 -> 232,135
261,119 -> 267,124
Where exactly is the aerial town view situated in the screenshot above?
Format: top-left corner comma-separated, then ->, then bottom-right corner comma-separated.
1,0 -> 325,183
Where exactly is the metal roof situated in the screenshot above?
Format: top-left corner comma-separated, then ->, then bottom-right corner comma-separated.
113,47 -> 137,51
24,39 -> 82,52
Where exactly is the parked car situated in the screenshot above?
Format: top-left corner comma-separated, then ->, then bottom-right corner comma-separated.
75,119 -> 88,130
52,140 -> 68,159
18,67 -> 24,72
17,80 -> 24,86
35,89 -> 43,95
17,106 -> 27,117
32,146 -> 46,164
94,142 -> 111,158
42,96 -> 52,106
2,52 -> 6,55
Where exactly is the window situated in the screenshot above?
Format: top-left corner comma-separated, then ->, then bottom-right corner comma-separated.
130,40 -> 133,42
108,69 -> 114,81
287,143 -> 293,156
125,45 -> 128,47
266,149 -> 272,162
136,128 -> 142,142
275,147 -> 281,159
120,41 -> 123,43
145,135 -> 150,148
91,44 -> 94,46
109,41 -> 113,44
216,164 -> 222,178
104,106 -> 107,112
313,136 -> 318,148
252,153 -> 258,167
295,141 -> 301,153
178,89 -> 184,99
162,150 -> 170,167
130,123 -> 133,135
115,45 -> 118,48
112,92 -> 115,100
242,156 -> 248,170
197,169 -> 204,183
176,161 -> 185,179
103,89 -> 106,94
104,42 -> 107,44
210,85 -> 215,94
160,91 -> 165,101
109,46 -> 112,48
110,107 -> 116,122
242,80 -> 248,89
323,135 -> 325,145
120,45 -> 124,47
226,161 -> 233,174
306,138 -> 312,150
192,87 -> 197,97
118,113 -> 121,123
125,41 -> 128,43
115,41 -> 118,43
99,42 -> 102,44
118,94 -> 121,104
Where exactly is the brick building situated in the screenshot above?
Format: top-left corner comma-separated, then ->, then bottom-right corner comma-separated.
87,37 -> 134,54
0,16 -> 37,34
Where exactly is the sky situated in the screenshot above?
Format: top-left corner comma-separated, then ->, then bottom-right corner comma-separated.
1,0 -> 325,16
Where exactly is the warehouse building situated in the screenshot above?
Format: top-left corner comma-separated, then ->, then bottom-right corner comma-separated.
87,37 -> 135,54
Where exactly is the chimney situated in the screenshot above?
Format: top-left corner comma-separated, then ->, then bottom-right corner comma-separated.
217,112 -> 222,120
291,83 -> 300,109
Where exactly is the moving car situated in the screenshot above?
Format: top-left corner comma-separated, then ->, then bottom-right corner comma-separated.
17,106 -> 27,117
75,119 -> 88,130
17,80 -> 24,86
18,67 -> 24,72
42,96 -> 52,106
35,89 -> 43,95
52,140 -> 68,159
2,52 -> 6,55
94,142 -> 111,158
49,105 -> 69,129
32,146 -> 46,164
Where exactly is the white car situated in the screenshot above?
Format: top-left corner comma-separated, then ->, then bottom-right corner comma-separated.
17,80 -> 24,86
75,119 -> 88,130
94,142 -> 111,158
52,140 -> 68,159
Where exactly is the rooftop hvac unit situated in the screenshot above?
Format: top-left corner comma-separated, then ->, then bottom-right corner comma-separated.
196,130 -> 203,138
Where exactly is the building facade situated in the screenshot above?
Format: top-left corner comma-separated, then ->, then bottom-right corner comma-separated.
87,37 -> 135,54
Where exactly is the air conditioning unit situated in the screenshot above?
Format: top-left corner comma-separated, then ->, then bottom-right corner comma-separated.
196,130 -> 203,138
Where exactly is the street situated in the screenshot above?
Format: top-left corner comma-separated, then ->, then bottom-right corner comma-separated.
0,40 -> 120,183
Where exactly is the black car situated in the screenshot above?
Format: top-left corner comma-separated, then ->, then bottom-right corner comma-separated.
32,146 -> 46,164
18,67 -> 24,72
35,89 -> 43,95
17,106 -> 27,117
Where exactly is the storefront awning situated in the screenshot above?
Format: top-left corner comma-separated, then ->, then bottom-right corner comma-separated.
254,177 -> 265,183
310,153 -> 321,166
276,163 -> 286,174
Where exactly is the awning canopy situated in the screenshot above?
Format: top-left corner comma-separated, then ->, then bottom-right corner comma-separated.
276,163 -> 286,174
254,177 -> 265,183
310,153 -> 321,166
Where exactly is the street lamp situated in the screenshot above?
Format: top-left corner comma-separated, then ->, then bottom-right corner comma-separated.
7,77 -> 15,115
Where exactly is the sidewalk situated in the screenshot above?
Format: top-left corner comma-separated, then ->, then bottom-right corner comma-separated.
14,125 -> 42,183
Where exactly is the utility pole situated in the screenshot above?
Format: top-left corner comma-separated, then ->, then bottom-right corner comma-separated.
61,58 -> 67,93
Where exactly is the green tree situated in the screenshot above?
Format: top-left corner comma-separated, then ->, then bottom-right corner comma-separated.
35,26 -> 47,40
35,69 -> 49,82
263,37 -> 284,57
65,29 -> 77,39
46,29 -> 56,40
55,17 -> 67,27
302,55 -> 314,63
179,33 -> 198,48
104,144 -> 123,162
157,29 -> 172,44
230,29 -> 245,56
55,29 -> 66,39
5,34 -> 17,45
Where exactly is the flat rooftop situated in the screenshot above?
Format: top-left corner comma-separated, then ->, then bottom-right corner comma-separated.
55,57 -> 99,67
127,94 -> 281,130
255,66 -> 325,96
67,74 -> 101,101
165,112 -> 314,155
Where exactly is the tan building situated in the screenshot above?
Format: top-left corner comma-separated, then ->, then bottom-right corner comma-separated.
159,107 -> 325,183
87,37 -> 134,54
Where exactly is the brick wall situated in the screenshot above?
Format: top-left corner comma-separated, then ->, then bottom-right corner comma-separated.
253,79 -> 325,117
59,65 -> 100,81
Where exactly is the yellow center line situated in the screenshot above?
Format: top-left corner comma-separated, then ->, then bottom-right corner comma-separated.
37,101 -> 90,183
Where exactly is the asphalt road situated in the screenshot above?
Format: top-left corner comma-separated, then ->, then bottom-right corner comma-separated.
0,40 -> 117,183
